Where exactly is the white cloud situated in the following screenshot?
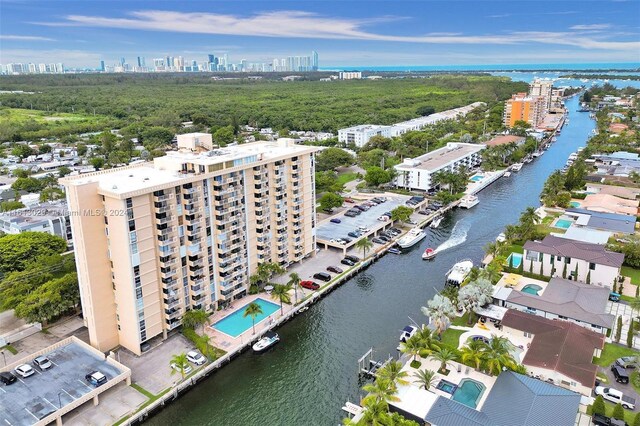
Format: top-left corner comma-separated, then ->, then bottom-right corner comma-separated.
32,10 -> 640,52
0,35 -> 55,41
0,49 -> 102,67
570,24 -> 612,30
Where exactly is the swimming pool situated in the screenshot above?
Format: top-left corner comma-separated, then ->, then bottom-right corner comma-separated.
506,253 -> 523,268
469,175 -> 484,182
569,201 -> 581,208
521,284 -> 543,295
213,298 -> 280,337
452,379 -> 485,408
436,379 -> 457,394
554,219 -> 573,229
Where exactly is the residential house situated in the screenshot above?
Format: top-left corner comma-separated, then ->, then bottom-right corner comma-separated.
565,208 -> 636,235
523,235 -> 624,287
579,193 -> 638,216
484,135 -> 525,148
585,183 -> 640,200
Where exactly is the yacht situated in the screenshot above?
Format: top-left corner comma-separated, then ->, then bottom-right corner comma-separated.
388,247 -> 401,255
422,248 -> 436,260
503,171 -> 511,178
459,194 -> 479,209
252,331 -> 280,353
397,325 -> 418,350
510,163 -> 523,172
446,260 -> 473,287
430,215 -> 443,228
396,228 -> 426,249
496,233 -> 506,243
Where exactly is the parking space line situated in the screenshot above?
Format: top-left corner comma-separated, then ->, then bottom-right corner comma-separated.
78,379 -> 92,391
61,388 -> 73,400
43,397 -> 57,410
23,408 -> 38,422
0,387 -> 5,393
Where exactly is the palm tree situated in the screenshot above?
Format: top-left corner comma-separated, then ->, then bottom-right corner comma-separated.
287,272 -> 301,305
377,361 -> 409,388
200,334 -> 217,361
413,369 -> 437,391
630,296 -> 640,315
431,347 -> 458,374
181,309 -> 209,334
355,237 -> 374,259
415,327 -> 440,353
460,340 -> 486,370
357,399 -> 390,426
271,284 -> 292,315
362,378 -> 400,405
243,302 -> 263,334
400,336 -> 424,364
169,352 -> 190,381
519,207 -> 541,240
483,336 -> 517,375
421,294 -> 456,339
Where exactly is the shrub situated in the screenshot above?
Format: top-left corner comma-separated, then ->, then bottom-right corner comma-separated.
612,403 -> 625,420
628,318 -> 635,348
616,316 -> 623,343
592,395 -> 606,416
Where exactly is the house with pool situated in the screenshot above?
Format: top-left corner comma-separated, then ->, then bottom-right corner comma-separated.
522,235 -> 624,288
500,309 -> 605,397
493,276 -> 614,334
564,208 -> 636,235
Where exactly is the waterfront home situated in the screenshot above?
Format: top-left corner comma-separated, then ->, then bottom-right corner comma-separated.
500,309 -> 604,396
585,183 -> 640,200
484,135 -> 525,147
522,235 -> 624,287
553,225 -> 612,245
493,276 -> 614,333
579,193 -> 639,216
420,371 -> 581,426
564,208 -> 636,235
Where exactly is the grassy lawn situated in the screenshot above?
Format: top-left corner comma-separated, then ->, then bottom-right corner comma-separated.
451,312 -> 472,327
501,243 -> 524,256
622,266 -> 640,286
587,401 -> 637,425
336,172 -> 358,186
439,328 -> 465,350
0,107 -> 100,124
593,343 -> 640,367
113,385 -> 172,426
0,344 -> 18,355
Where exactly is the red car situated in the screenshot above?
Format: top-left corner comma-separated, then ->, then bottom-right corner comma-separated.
344,198 -> 355,203
300,280 -> 320,290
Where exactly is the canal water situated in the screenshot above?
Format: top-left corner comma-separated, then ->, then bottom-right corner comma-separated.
148,94 -> 596,426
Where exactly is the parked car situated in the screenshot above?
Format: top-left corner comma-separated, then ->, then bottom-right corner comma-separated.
377,216 -> 389,221
611,365 -> 630,384
313,272 -> 332,282
330,218 -> 341,224
616,356 -> 637,369
327,266 -> 343,274
342,237 -> 352,244
378,235 -> 390,242
609,292 -> 621,302
348,231 -> 361,238
347,209 -> 361,215
383,212 -> 392,218
33,356 -> 53,370
341,258 -> 355,266
389,228 -> 401,234
344,198 -> 355,203
85,371 -> 108,386
0,372 -> 17,386
170,363 -> 193,375
300,280 -> 320,290
187,351 -> 207,366
595,386 -> 636,409
592,413 -> 627,426
14,364 -> 35,378
344,211 -> 358,218
344,255 -> 360,263
358,226 -> 369,233
371,237 -> 385,244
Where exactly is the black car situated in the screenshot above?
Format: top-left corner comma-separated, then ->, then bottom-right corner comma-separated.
372,237 -> 385,244
0,372 -> 17,386
378,235 -> 390,242
344,254 -> 360,263
344,211 -> 358,218
341,258 -> 355,266
313,272 -> 332,282
592,413 -> 627,426
342,237 -> 352,244
327,266 -> 343,274
612,364 -> 630,384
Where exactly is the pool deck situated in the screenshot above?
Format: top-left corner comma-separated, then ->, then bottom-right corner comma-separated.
495,273 -> 549,294
465,170 -> 506,195
457,322 -> 532,365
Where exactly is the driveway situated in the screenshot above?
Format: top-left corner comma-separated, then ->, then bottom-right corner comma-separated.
607,301 -> 640,351
599,364 -> 640,412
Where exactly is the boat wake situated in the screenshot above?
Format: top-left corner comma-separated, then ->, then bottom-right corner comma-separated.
434,220 -> 469,253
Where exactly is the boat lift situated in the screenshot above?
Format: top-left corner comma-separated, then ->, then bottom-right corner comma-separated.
358,348 -> 392,379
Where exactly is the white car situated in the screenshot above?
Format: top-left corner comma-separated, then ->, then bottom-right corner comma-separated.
15,364 -> 35,378
171,362 -> 193,375
33,356 -> 53,370
186,351 -> 206,366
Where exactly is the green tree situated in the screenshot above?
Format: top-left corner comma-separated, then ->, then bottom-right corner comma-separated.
181,309 -> 209,334
592,395 -> 606,416
377,361 -> 409,388
628,318 -> 635,348
422,294 -> 456,339
142,126 -> 174,149
287,272 -> 301,305
615,316 -> 623,343
391,205 -> 413,224
38,144 -> 52,154
355,237 -> 374,259
460,340 -> 486,370
243,302 -> 264,335
12,177 -> 44,193
362,378 -> 400,405
0,200 -> 25,212
364,166 -> 392,186
271,283 -> 292,315
400,336 -> 425,366
612,403 -> 625,421
413,368 -> 437,390
57,166 -> 71,177
319,193 -> 343,212
431,347 -> 458,373
13,272 -> 79,324
213,125 -> 235,146
0,232 -> 67,273
90,157 -> 105,170
169,353 -> 190,381
316,148 -> 354,172
633,412 -> 640,426
416,106 -> 435,116
482,336 -> 517,375
11,144 -> 34,160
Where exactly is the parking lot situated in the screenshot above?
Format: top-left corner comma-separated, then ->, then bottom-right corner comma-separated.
0,339 -> 127,426
316,194 -> 410,245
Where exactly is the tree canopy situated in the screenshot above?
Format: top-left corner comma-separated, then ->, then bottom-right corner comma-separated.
0,232 -> 67,273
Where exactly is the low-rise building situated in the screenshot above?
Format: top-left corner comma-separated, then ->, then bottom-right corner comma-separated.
393,143 -> 485,191
523,235 -> 624,287
565,208 -> 636,235
579,193 -> 639,216
339,71 -> 362,80
585,183 -> 640,200
500,309 -> 604,396
338,124 -> 392,147
484,135 -> 525,147
0,201 -> 72,243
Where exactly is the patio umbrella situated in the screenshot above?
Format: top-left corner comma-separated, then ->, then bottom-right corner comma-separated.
504,273 -> 520,287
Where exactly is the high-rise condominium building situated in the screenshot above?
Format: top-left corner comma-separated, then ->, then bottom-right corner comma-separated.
61,137 -> 319,355
529,78 -> 553,112
503,93 -> 545,128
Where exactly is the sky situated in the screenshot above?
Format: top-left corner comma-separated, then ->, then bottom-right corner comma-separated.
1,0 -> 639,68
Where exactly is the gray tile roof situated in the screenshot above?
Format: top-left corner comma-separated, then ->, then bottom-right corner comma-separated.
505,277 -> 615,329
424,397 -> 490,426
566,208 -> 636,234
523,235 -> 624,268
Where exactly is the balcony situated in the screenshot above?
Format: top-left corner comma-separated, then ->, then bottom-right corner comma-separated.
165,308 -> 182,320
191,285 -> 206,295
155,193 -> 171,202
156,213 -> 174,225
183,186 -> 198,195
164,297 -> 180,309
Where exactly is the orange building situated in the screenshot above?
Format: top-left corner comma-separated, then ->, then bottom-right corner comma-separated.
503,93 -> 545,128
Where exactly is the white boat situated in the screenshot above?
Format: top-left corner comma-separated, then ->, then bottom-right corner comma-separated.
446,260 -> 473,286
396,228 -> 426,249
430,215 -> 443,228
422,248 -> 436,260
252,331 -> 280,353
510,163 -> 523,172
496,233 -> 506,243
459,194 -> 479,209
503,172 -> 511,178
397,325 -> 418,350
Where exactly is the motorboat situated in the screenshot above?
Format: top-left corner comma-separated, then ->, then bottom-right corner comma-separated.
388,247 -> 401,255
510,163 -> 523,172
496,233 -> 506,243
430,215 -> 443,228
397,325 -> 418,350
446,260 -> 473,286
503,171 -> 511,178
396,228 -> 426,249
459,194 -> 479,209
422,248 -> 436,260
252,331 -> 280,353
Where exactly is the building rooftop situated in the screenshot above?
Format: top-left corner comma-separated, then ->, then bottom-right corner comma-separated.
0,202 -> 68,231
395,143 -> 485,172
555,226 -> 611,245
586,183 -> 640,200
338,124 -> 390,133
504,277 -> 615,329
501,310 -> 604,389
485,135 -> 525,147
580,193 -> 639,216
523,235 -> 624,268
566,208 -> 636,234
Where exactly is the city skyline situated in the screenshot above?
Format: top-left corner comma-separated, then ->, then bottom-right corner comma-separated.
1,1 -> 639,68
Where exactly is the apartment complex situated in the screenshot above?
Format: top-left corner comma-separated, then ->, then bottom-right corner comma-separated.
393,142 -> 485,191
529,79 -> 553,111
339,71 -> 362,80
61,137 -> 318,355
338,124 -> 392,147
503,92 -> 545,128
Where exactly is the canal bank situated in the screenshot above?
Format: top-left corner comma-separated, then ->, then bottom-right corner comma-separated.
144,95 -> 595,426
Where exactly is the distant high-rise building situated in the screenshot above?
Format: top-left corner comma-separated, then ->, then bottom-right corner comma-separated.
100,60 -> 105,72
312,51 -> 319,71
120,57 -> 126,66
503,93 -> 545,128
529,78 -> 553,112
137,56 -> 145,68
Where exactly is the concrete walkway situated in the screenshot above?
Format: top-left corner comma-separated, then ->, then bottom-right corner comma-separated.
607,301 -> 639,350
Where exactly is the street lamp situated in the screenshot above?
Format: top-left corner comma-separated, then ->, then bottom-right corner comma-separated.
0,350 -> 6,367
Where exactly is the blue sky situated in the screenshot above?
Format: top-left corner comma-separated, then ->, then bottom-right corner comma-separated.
1,0 -> 639,67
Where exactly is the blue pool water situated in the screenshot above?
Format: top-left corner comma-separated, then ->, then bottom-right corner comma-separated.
213,298 -> 280,337
452,379 -> 485,408
436,379 -> 457,394
569,201 -> 581,208
554,219 -> 573,229
521,284 -> 543,295
470,175 -> 484,182
506,253 -> 523,268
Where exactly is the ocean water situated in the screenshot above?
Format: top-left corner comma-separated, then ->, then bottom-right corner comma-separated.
320,63 -> 640,72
